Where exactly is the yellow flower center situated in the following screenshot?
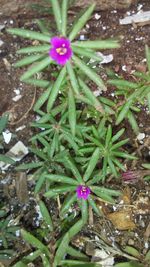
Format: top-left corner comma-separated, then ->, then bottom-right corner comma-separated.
82,187 -> 87,193
56,46 -> 67,55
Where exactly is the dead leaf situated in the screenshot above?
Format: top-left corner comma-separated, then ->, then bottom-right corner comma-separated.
15,172 -> 29,204
122,186 -> 131,204
107,210 -> 136,230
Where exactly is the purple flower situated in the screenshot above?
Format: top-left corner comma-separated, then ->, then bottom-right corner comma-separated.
49,36 -> 73,65
76,185 -> 91,200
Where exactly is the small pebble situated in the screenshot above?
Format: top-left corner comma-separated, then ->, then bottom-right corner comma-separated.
137,132 -> 145,141
12,95 -> 22,102
95,13 -> 101,20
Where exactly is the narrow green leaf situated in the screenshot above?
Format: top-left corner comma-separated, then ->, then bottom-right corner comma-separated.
36,19 -> 50,35
25,78 -> 50,88
112,151 -> 137,160
67,246 -> 88,260
37,136 -> 51,151
72,39 -> 120,49
91,189 -> 115,203
61,0 -> 68,36
60,193 -> 77,215
54,233 -> 70,265
45,174 -> 78,185
68,87 -> 76,136
111,128 -> 125,143
145,250 -> 150,260
41,253 -> 51,267
114,262 -> 142,267
61,260 -> 102,266
88,196 -> 102,216
98,117 -> 106,137
108,157 -> 118,177
142,163 -> 150,169
72,46 -> 102,61
63,155 -> 83,183
30,148 -> 47,161
20,56 -> 52,81
21,230 -> 49,255
68,219 -> 84,238
34,86 -> 52,111
7,28 -> 51,42
91,186 -> 121,197
73,55 -> 106,91
49,0 -> 62,33
24,249 -> 41,262
75,94 -> 93,106
81,199 -> 88,224
14,54 -> 45,67
111,139 -> 129,150
44,185 -> 76,198
127,111 -> 139,134
123,246 -> 140,257
0,113 -> 8,133
17,45 -> 50,54
0,155 -> 15,164
47,67 -> 66,112
66,61 -> 80,94
34,173 -> 46,194
108,79 -> 138,89
83,148 -> 100,182
105,125 -> 112,147
147,92 -> 150,112
111,157 -> 126,171
145,45 -> 150,72
79,78 -> 104,112
16,162 -> 43,170
39,200 -> 53,230
51,102 -> 67,117
69,4 -> 95,41
49,133 -> 57,158
99,96 -> 115,107
62,132 -> 79,152
87,172 -> 105,185
116,100 -> 133,125
79,147 -> 95,154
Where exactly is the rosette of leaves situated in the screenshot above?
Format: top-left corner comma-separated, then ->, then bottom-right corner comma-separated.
108,45 -> 150,134
7,0 -> 120,135
15,109 -> 90,192
0,207 -> 19,251
78,121 -> 137,180
12,218 -> 102,267
43,151 -> 121,224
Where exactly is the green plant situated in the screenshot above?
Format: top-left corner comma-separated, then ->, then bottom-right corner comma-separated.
114,246 -> 150,267
0,207 -> 19,249
6,0 -> 150,266
108,45 -> 150,134
12,221 -> 102,267
7,0 -> 120,136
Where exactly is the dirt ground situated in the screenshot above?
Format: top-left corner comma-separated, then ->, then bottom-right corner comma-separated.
0,0 -> 150,266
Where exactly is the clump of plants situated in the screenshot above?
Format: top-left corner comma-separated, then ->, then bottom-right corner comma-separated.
4,0 -> 150,266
